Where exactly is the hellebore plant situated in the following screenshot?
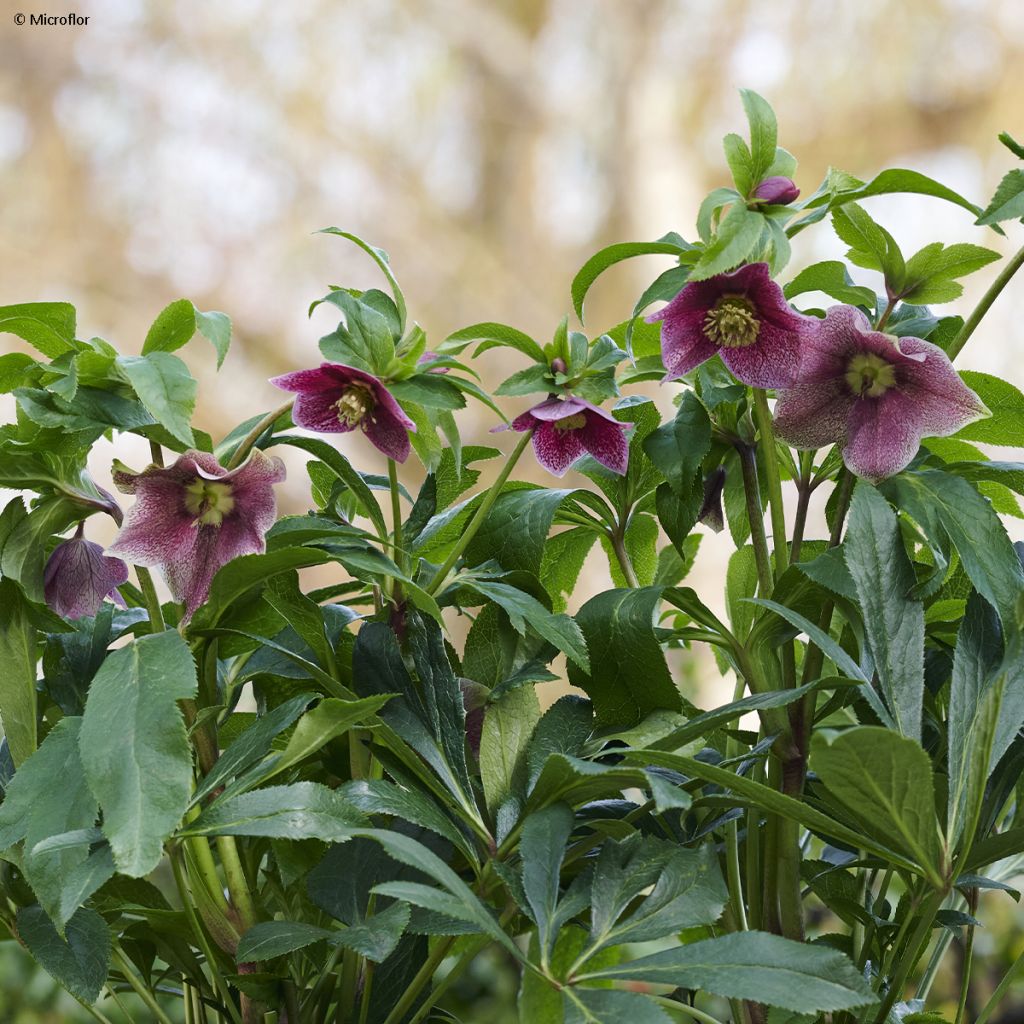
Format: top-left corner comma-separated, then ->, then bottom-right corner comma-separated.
5,92 -> 1024,1024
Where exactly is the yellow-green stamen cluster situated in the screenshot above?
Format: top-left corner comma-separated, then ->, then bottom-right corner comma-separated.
183,480 -> 236,527
703,295 -> 761,349
335,384 -> 375,427
845,352 -> 896,398
554,413 -> 587,433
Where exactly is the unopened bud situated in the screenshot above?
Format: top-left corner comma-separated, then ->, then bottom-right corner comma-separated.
753,176 -> 799,205
550,357 -> 568,375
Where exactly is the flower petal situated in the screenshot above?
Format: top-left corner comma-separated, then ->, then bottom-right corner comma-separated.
579,412 -> 629,475
269,366 -> 342,395
44,538 -> 130,620
772,379 -> 852,449
650,308 -> 718,380
364,406 -> 413,462
522,396 -> 588,422
843,391 -> 926,483
108,473 -> 200,567
532,421 -> 585,477
720,319 -> 804,388
291,390 -> 352,433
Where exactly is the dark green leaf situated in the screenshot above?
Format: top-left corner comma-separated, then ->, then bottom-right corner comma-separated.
977,169 -> 1024,226
16,905 -> 110,1003
115,353 -> 196,447
0,579 -> 37,767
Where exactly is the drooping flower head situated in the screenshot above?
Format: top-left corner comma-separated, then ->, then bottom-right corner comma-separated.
270,363 -> 416,462
508,396 -> 629,478
109,449 -> 285,617
44,526 -> 129,620
647,262 -> 806,388
773,304 -> 988,482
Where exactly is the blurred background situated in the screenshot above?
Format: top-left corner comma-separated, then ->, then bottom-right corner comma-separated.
2,0 -> 1024,1019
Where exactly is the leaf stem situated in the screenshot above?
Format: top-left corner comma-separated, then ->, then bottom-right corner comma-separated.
111,944 -> 177,1024
735,442 -> 773,596
224,400 -> 293,470
425,427 -> 534,595
387,458 -> 404,572
752,390 -> 788,577
954,920 -> 976,1024
136,565 -> 165,634
648,995 -> 726,1024
379,936 -> 458,1024
948,240 -> 1024,360
215,836 -> 258,931
610,525 -> 640,588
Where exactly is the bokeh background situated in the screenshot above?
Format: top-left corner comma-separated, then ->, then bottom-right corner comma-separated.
3,0 -> 1024,1019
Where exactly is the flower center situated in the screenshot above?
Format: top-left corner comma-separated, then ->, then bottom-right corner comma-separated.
335,384 -> 375,428
703,296 -> 760,349
554,413 -> 587,433
845,352 -> 897,398
183,480 -> 236,527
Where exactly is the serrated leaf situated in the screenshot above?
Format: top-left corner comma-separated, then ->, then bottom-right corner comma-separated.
977,168 -> 1024,226
688,204 -> 765,281
16,905 -> 110,1003
115,352 -> 196,446
480,685 -> 540,817
0,579 -> 37,767
783,261 -> 875,307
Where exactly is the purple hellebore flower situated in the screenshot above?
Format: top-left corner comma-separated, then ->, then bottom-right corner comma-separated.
509,396 -> 630,477
772,304 -> 988,483
109,449 -> 286,617
270,363 -> 416,462
753,176 -> 800,205
647,262 -> 807,389
44,527 -> 129,620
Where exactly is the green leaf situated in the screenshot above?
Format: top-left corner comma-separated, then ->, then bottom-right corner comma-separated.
977,169 -> 1024,226
480,685 -> 540,817
79,630 -> 198,876
810,727 -> 945,887
880,471 -> 1024,629
526,696 -> 593,787
571,237 -> 688,322
783,261 -> 875,307
831,203 -> 905,289
193,307 -> 232,368
465,579 -> 589,672
318,228 -> 407,332
564,989 -> 672,1024
185,782 -> 363,839
901,243 -> 1001,304
740,88 -> 778,186
955,370 -> 1024,446
567,587 -> 680,728
520,803 -> 574,960
115,352 -> 196,447
15,905 -> 110,1004
723,133 -> 756,196
236,921 -> 340,960
141,299 -> 232,367
0,579 -> 38,766
443,322 -> 545,363
0,302 -> 76,359
583,931 -> 874,1014
844,484 -> 924,739
688,204 -> 765,282
642,391 -> 711,494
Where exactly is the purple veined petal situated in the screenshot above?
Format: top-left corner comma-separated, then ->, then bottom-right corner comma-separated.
162,528 -> 219,618
531,420 -> 586,477
773,379 -> 852,450
44,537 -> 130,620
270,366 -> 343,394
843,390 -> 927,483
509,410 -> 536,432
369,380 -> 417,433
719,318 -> 804,388
579,412 -> 629,475
892,336 -> 989,438
650,308 -> 718,380
225,451 -> 285,536
364,406 -> 413,462
291,389 -> 355,434
108,473 -> 200,567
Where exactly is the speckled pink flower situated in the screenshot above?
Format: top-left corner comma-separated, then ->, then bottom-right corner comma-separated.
773,304 -> 988,482
647,262 -> 806,388
44,528 -> 129,620
509,397 -> 629,477
270,363 -> 416,462
109,449 -> 285,616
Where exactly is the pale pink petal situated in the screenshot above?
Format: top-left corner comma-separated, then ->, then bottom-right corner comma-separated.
108,473 -> 200,567
269,366 -> 342,394
773,379 -> 852,450
522,397 -> 588,422
720,319 -> 803,388
843,391 -> 926,483
532,421 -> 586,477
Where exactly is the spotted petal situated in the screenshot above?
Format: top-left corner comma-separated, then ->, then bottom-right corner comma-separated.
44,537 -> 129,620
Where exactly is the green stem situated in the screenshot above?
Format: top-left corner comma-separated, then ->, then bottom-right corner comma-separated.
425,428 -> 534,595
975,942 -> 1024,1024
648,995 -> 725,1024
74,997 -> 118,1024
735,443 -> 773,596
953,922 -> 975,1024
380,936 -> 457,1024
356,962 -> 374,1024
948,240 -> 1024,360
215,836 -> 257,931
225,400 -> 294,470
610,526 -> 640,588
111,945 -> 177,1024
387,458 -> 404,573
136,566 -> 165,634
752,390 -> 788,578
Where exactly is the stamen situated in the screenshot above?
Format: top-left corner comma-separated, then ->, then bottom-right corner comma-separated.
703,296 -> 761,349
554,413 -> 587,433
845,353 -> 896,398
335,384 -> 375,427
183,480 -> 236,527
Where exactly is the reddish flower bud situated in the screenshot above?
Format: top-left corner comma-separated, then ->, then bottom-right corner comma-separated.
551,357 -> 568,375
753,176 -> 800,205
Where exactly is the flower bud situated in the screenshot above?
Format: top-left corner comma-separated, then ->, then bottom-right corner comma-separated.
698,467 -> 727,533
459,679 -> 490,757
550,357 -> 568,375
753,176 -> 799,205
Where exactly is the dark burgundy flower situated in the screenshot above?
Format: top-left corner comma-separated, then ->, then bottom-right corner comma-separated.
44,528 -> 129,619
109,449 -> 285,616
647,262 -> 807,388
509,396 -> 629,477
270,363 -> 416,462
773,304 -> 988,482
753,176 -> 800,205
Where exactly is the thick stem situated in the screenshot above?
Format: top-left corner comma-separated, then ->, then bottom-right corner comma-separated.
379,936 -> 457,1024
111,945 -> 177,1024
215,836 -> 257,931
752,390 -> 788,578
387,458 -> 404,572
610,526 -> 640,588
224,400 -> 294,470
136,566 -> 165,634
953,921 -> 975,1024
948,240 -> 1024,360
425,428 -> 534,595
648,995 -> 726,1024
735,443 -> 773,596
